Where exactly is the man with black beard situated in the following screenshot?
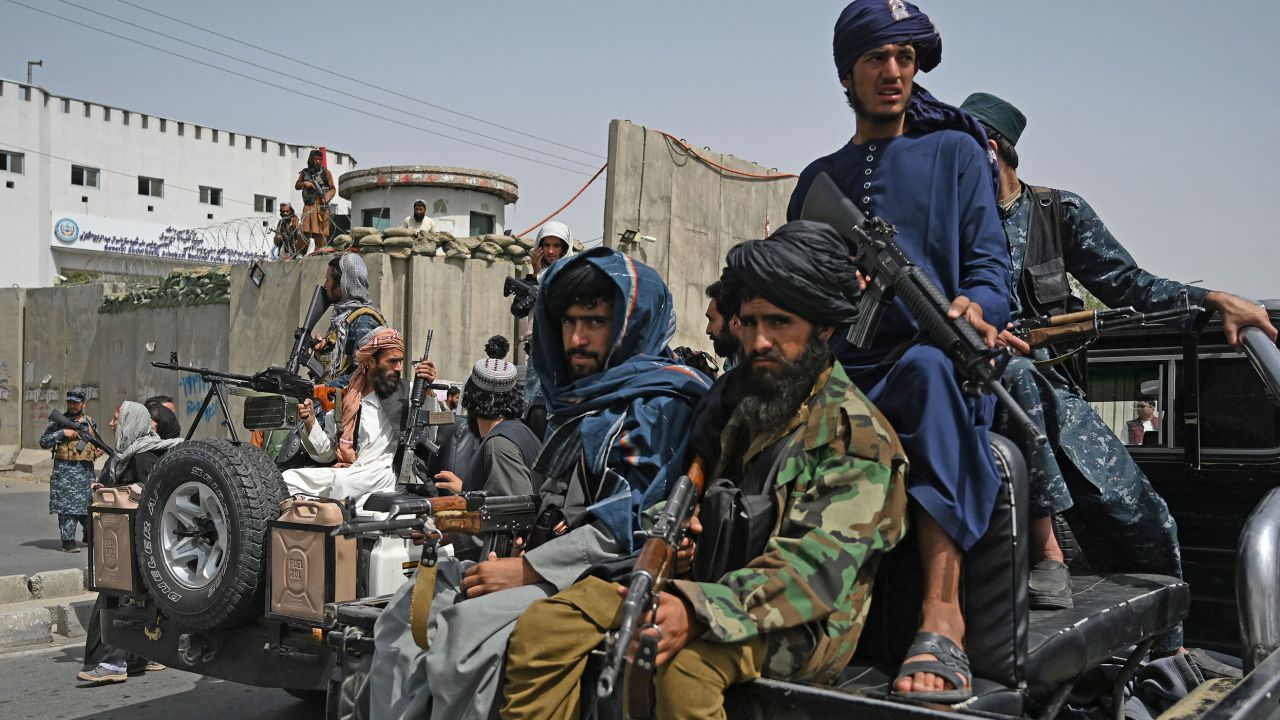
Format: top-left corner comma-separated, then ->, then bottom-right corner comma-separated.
704,279 -> 741,371
282,327 -> 437,510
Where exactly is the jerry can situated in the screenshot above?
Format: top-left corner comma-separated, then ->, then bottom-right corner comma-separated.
266,496 -> 357,625
88,484 -> 143,594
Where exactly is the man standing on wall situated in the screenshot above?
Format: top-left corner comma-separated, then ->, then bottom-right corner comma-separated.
296,149 -> 336,252
38,389 -> 102,553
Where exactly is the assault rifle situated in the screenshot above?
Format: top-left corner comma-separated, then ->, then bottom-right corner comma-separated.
801,171 -> 1046,446
335,491 -> 541,558
1013,304 -> 1202,350
393,330 -> 451,495
504,276 -> 539,319
597,463 -> 706,708
47,410 -> 114,457
286,284 -> 332,380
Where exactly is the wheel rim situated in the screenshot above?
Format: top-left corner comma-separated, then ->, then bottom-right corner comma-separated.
160,481 -> 231,590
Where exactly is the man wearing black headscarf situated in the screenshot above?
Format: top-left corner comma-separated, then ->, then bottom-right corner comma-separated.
786,0 -> 1011,701
502,222 -> 908,719
295,149 -> 335,251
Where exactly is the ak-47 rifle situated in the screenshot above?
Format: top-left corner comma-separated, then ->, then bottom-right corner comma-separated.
800,171 -> 1046,446
47,410 -> 114,458
393,330 -> 451,495
1013,304 -> 1202,350
504,276 -> 539,319
597,459 -> 707,709
334,491 -> 541,558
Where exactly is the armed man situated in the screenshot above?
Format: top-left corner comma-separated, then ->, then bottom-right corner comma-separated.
295,149 -> 336,251
369,246 -> 710,720
282,327 -> 438,509
39,389 -> 103,553
960,92 -> 1278,649
502,222 -> 909,720
704,278 -> 741,371
785,0 -> 1009,700
314,253 -> 387,389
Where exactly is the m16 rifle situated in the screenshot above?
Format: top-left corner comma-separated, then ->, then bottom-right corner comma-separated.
287,284 -> 332,380
504,276 -> 539,319
800,171 -> 1046,446
393,330 -> 452,495
47,409 -> 114,457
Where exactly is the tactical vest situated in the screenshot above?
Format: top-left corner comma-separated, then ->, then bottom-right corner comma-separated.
52,415 -> 98,463
1019,185 -> 1088,391
325,306 -> 387,380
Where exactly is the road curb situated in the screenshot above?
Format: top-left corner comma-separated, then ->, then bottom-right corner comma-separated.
0,594 -> 96,650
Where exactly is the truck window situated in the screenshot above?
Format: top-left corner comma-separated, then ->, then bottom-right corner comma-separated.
1198,357 -> 1280,450
1088,363 -> 1165,447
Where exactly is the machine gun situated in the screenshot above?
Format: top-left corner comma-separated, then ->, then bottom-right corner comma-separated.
392,330 -> 451,495
286,284 -> 332,380
152,352 -> 313,443
335,491 -> 541,558
1013,304 -> 1202,350
47,409 -> 114,457
504,276 -> 539,319
800,171 -> 1046,446
597,462 -> 707,711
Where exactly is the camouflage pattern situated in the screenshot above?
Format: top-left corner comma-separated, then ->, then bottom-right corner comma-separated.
669,362 -> 909,684
1001,185 -> 1187,652
321,310 -> 384,389
38,417 -> 97,518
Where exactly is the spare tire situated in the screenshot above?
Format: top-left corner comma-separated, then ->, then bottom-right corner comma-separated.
135,439 -> 289,630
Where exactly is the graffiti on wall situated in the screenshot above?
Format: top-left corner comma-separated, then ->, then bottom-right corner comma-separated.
179,372 -> 217,427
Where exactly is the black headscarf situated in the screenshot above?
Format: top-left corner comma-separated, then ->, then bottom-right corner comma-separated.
725,221 -> 860,327
154,406 -> 182,440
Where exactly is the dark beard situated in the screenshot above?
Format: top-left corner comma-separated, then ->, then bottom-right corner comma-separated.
711,330 -> 740,361
846,85 -> 908,125
372,370 -> 401,398
738,335 -> 831,437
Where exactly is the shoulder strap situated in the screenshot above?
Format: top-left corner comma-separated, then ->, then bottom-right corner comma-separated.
346,306 -> 386,327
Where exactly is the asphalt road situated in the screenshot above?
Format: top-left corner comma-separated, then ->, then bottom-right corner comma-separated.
0,471 -> 88,578
0,644 -> 315,720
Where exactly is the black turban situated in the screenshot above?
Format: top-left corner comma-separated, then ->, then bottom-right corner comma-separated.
833,0 -> 941,80
726,221 -> 860,327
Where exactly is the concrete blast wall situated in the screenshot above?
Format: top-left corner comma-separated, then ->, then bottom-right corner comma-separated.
602,120 -> 798,352
0,289 -> 25,448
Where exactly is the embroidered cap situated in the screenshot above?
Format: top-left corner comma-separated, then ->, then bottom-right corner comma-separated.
470,335 -> 516,393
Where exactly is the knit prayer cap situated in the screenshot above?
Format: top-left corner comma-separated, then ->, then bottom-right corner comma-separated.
471,335 -> 517,393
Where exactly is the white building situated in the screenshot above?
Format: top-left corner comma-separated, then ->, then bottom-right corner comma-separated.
0,78 -> 355,288
339,165 -> 517,237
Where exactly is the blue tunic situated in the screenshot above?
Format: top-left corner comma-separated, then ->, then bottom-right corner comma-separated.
789,130 -> 1011,550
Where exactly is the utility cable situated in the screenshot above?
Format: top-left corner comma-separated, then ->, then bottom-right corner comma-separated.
51,0 -> 596,170
2,0 -> 594,177
654,130 -> 797,180
113,0 -> 604,161
515,163 -> 607,237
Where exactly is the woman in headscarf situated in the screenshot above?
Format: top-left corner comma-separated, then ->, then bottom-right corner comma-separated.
78,401 -> 181,686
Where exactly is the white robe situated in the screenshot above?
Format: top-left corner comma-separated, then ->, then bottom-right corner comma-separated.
403,215 -> 435,233
282,392 -> 399,509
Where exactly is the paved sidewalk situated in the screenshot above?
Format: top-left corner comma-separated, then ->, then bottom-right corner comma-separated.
0,470 -> 89,579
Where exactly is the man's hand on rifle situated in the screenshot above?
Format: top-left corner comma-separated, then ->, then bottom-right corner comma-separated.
312,336 -> 331,353
461,554 -> 542,598
947,296 -> 998,348
997,324 -> 1032,356
433,471 -> 463,495
675,510 -> 701,576
415,360 -> 438,383
1206,291 -> 1279,348
617,586 -> 703,667
298,398 -> 316,432
62,428 -> 79,441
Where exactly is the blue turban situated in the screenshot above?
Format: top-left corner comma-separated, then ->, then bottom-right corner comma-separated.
833,0 -> 941,81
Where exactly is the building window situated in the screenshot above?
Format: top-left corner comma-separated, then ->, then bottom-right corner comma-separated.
244,136 -> 250,150
103,107 -> 110,121
254,194 -> 276,213
278,143 -> 285,157
194,126 -> 202,140
122,111 -> 130,126
211,129 -> 218,142
469,212 -> 495,237
199,186 -> 222,206
1089,362 -> 1165,447
142,115 -> 149,129
159,118 -> 166,133
20,86 -> 31,101
260,139 -> 267,153
60,98 -> 70,113
0,151 -> 24,174
83,102 -> 91,118
335,154 -> 344,166
228,132 -> 234,146
362,207 -> 392,230
177,122 -> 184,136
71,165 -> 100,188
138,176 -> 164,198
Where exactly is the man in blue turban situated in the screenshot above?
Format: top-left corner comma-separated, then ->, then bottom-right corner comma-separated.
787,0 -> 1011,702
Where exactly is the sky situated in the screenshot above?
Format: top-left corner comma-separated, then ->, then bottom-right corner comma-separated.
3,0 -> 1278,299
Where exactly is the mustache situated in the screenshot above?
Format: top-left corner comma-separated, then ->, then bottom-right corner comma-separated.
567,349 -> 600,360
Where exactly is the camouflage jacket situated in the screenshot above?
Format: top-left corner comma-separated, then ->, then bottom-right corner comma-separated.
669,362 -> 908,683
1003,183 -> 1209,319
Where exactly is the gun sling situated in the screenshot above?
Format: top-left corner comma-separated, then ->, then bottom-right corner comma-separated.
410,553 -> 438,650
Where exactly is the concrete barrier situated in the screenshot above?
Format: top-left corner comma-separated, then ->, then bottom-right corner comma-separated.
0,606 -> 52,649
52,599 -> 92,638
0,289 -> 24,448
28,568 -> 85,599
0,575 -> 29,605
